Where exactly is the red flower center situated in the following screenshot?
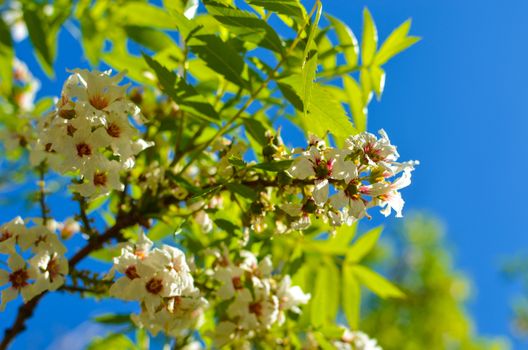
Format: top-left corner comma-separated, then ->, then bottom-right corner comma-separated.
93,172 -> 107,187
76,142 -> 92,157
249,301 -> 263,316
89,95 -> 109,110
125,265 -> 140,280
145,278 -> 163,295
106,123 -> 121,138
9,269 -> 29,290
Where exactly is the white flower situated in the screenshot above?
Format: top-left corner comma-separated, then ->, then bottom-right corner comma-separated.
337,329 -> 383,350
18,222 -> 66,255
0,253 -> 42,310
70,159 -> 124,198
0,217 -> 26,254
29,251 -> 68,291
276,275 -> 310,324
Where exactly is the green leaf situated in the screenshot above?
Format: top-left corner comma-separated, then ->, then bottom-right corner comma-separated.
113,2 -> 178,29
342,264 -> 361,328
326,14 -> 359,67
225,183 -> 258,201
23,6 -> 54,76
245,0 -> 306,19
351,265 -> 405,299
87,334 -> 136,350
243,117 -> 268,146
93,313 -> 132,325
125,26 -> 177,52
79,12 -> 105,66
214,218 -> 240,235
143,54 -> 220,123
303,83 -> 357,143
0,17 -> 13,95
346,226 -> 383,263
370,65 -> 386,100
252,160 -> 293,172
343,76 -> 367,132
361,8 -> 378,66
374,19 -> 420,66
330,222 -> 358,249
188,34 -> 248,88
359,67 -> 372,105
310,260 -> 340,327
205,1 -> 284,53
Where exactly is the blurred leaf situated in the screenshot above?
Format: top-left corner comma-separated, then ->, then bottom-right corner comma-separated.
343,75 -> 367,132
359,67 -> 372,105
93,313 -> 132,325
0,17 -> 13,95
113,2 -> 177,29
374,19 -> 420,66
326,14 -> 359,67
87,333 -> 136,350
342,264 -> 361,328
346,226 -> 383,263
361,8 -> 377,66
23,5 -> 54,76
370,65 -> 385,100
188,34 -> 248,88
252,160 -> 293,172
242,117 -> 268,146
352,265 -> 405,299
125,26 -> 177,52
225,183 -> 258,201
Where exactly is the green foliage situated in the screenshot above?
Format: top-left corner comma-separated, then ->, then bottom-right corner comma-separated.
362,216 -> 510,350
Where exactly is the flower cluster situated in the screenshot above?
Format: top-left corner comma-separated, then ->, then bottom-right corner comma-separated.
108,233 -> 207,337
0,217 -> 68,310
212,250 -> 310,347
283,130 -> 418,231
31,69 -> 153,198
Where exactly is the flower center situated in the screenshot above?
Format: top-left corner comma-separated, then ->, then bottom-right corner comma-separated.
145,278 -> 163,295
47,257 -> 61,281
45,143 -> 54,153
76,142 -> 92,157
66,124 -> 77,136
249,301 -> 263,316
314,158 -> 333,179
89,94 -> 109,110
0,230 -> 12,242
125,265 -> 140,280
106,123 -> 121,138
232,276 -> 244,290
9,269 -> 29,290
93,172 -> 107,187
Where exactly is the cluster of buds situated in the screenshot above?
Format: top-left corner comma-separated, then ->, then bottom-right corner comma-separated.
211,250 -> 310,347
107,233 -> 207,337
0,217 -> 68,310
282,130 -> 418,231
30,69 -> 153,198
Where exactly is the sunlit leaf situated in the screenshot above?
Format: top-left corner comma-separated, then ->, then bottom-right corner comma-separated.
346,226 -> 383,263
361,8 -> 377,66
374,19 -> 420,66
342,264 -> 361,328
351,265 -> 405,299
326,14 -> 359,67
0,17 -> 13,95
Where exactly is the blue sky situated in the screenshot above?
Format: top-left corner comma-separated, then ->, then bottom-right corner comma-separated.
1,0 -> 528,348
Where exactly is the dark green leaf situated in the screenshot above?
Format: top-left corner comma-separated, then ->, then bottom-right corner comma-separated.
225,183 -> 258,201
23,6 -> 54,76
93,313 -> 132,325
143,54 -> 220,123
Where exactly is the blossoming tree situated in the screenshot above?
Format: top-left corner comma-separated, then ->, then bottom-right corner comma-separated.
0,0 -> 420,349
